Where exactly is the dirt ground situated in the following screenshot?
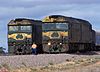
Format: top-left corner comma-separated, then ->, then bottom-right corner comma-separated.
7,57 -> 99,72
0,51 -> 100,72
10,58 -> 100,72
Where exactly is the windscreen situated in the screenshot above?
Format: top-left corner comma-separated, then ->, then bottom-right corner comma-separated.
9,26 -> 32,32
20,26 -> 31,31
42,23 -> 68,31
9,26 -> 19,31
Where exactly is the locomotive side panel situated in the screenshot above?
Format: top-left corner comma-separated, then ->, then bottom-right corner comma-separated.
68,18 -> 94,52
92,30 -> 96,44
68,22 -> 83,52
69,23 -> 81,43
91,30 -> 96,50
81,22 -> 92,43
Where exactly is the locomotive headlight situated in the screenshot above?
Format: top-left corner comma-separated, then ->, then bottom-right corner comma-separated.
60,43 -> 62,45
48,42 -> 51,45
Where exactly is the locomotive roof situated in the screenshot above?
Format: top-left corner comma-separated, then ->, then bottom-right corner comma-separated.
42,15 -> 91,26
8,18 -> 41,25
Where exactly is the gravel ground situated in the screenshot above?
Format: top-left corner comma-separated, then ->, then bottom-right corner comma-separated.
0,51 -> 100,69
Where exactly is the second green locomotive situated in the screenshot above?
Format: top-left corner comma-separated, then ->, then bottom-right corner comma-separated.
8,18 -> 42,54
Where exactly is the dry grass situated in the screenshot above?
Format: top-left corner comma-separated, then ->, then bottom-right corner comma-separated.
2,57 -> 99,72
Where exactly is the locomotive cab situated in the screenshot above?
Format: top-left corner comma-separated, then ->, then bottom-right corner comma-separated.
8,18 -> 42,54
42,16 -> 69,53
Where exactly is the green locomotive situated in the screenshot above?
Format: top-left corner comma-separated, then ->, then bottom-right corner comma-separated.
8,18 -> 42,54
42,15 -> 95,53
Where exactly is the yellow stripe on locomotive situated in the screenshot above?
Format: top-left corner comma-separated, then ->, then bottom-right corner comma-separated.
42,16 -> 66,22
8,33 -> 32,40
43,31 -> 68,39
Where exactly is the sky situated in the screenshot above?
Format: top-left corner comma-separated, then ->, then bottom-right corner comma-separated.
0,0 -> 100,51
